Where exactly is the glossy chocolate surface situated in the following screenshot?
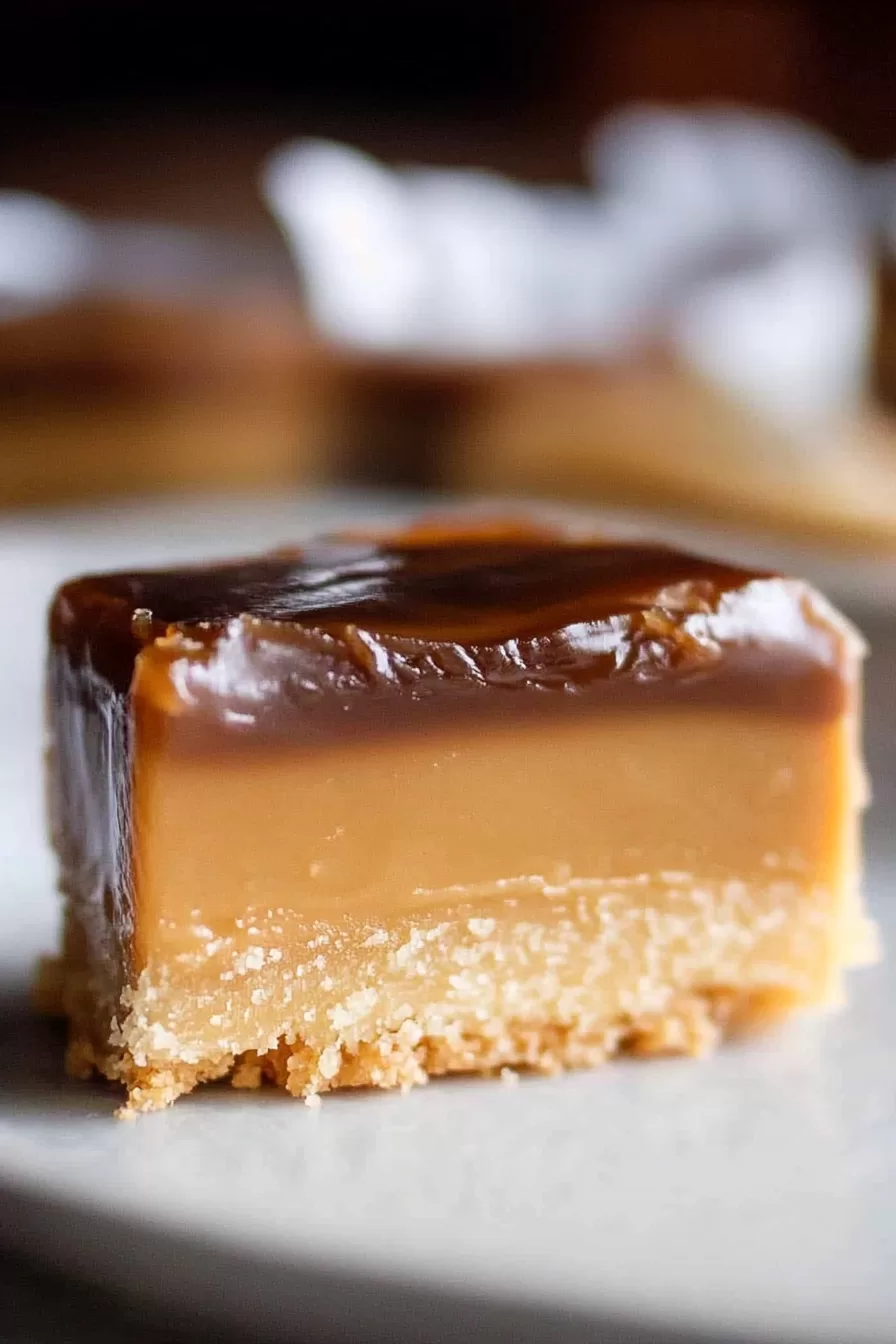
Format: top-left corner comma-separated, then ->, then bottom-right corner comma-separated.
54,539 -> 763,639
48,524 -> 854,748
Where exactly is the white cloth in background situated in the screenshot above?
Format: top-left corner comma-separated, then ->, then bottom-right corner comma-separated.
0,193 -> 93,318
0,191 -> 287,322
264,109 -> 879,431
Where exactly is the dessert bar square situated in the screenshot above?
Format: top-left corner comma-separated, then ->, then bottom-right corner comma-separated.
45,520 -> 875,1110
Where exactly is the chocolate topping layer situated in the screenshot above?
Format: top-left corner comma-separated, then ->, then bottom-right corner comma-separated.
48,528 -> 857,748
55,540 -> 759,638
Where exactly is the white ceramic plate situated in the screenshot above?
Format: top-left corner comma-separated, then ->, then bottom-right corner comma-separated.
1,493 -> 893,1344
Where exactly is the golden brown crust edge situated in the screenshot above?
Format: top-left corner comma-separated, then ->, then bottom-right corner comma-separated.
48,967 -> 801,1115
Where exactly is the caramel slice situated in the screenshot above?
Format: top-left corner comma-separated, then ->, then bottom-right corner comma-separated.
44,522 -> 875,1111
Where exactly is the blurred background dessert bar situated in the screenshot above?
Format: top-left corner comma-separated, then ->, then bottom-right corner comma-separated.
265,119 -> 896,551
0,193 -> 325,504
1,0 -> 895,556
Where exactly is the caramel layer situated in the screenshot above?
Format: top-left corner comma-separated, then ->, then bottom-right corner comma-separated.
137,711 -> 855,952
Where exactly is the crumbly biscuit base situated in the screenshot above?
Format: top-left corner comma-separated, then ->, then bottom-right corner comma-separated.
55,973 -> 799,1114
42,866 -> 875,1114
